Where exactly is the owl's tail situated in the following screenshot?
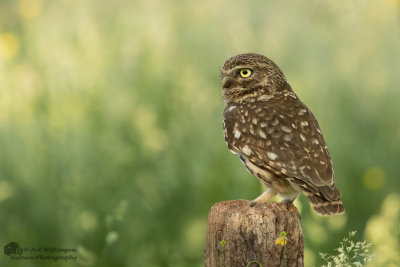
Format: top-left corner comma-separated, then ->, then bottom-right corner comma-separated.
305,192 -> 345,216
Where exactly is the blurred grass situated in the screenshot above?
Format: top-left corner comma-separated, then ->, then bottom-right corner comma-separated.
0,0 -> 399,266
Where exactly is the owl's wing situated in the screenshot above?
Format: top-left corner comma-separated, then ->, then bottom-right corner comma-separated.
223,92 -> 339,201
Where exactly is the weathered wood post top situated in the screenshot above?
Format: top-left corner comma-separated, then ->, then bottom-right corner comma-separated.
205,200 -> 304,267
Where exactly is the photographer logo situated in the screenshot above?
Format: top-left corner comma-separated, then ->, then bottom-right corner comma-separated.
4,242 -> 23,256
2,242 -> 77,262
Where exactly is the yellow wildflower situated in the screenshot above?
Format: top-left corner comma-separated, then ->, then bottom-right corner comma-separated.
275,236 -> 288,246
275,231 -> 288,246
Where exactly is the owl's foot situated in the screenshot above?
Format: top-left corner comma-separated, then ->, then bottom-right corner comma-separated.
249,189 -> 277,207
281,199 -> 294,204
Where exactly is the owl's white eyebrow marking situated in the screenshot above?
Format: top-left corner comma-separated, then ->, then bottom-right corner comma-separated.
300,134 -> 306,142
259,130 -> 267,139
228,106 -> 236,112
267,152 -> 278,160
300,121 -> 309,127
281,125 -> 292,133
242,145 -> 252,156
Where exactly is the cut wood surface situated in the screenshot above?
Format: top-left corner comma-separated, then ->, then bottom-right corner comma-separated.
205,200 -> 304,267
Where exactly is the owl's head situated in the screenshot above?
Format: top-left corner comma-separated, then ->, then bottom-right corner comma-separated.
221,53 -> 288,102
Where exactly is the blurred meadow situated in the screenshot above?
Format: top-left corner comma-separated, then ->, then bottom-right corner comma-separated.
0,0 -> 400,266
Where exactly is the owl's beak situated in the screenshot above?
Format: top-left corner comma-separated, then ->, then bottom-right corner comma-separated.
222,76 -> 232,89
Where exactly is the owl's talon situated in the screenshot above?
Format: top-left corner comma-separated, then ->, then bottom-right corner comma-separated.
249,201 -> 257,207
281,199 -> 294,205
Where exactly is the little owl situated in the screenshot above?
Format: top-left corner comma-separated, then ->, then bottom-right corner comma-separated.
221,53 -> 344,215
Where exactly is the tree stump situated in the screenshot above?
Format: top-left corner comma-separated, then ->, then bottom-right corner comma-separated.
205,200 -> 304,267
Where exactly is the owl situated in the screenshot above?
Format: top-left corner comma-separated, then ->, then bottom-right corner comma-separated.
221,53 -> 344,216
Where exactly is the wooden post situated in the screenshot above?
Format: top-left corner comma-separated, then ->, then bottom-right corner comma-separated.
205,200 -> 304,267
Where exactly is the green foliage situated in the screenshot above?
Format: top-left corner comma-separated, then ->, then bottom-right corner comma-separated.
219,240 -> 226,267
246,260 -> 262,267
0,0 -> 399,266
320,232 -> 375,267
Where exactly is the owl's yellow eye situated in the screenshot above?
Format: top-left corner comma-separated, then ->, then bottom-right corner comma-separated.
239,69 -> 252,78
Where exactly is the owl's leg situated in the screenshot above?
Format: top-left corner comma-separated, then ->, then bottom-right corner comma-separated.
249,188 -> 277,207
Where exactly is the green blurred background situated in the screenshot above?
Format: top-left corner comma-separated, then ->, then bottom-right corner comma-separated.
0,0 -> 399,266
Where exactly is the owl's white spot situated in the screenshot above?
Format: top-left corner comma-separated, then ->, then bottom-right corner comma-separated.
266,140 -> 272,146
267,152 -> 278,160
281,125 -> 292,133
313,152 -> 319,158
250,128 -> 255,135
259,130 -> 267,139
292,123 -> 297,129
271,118 -> 279,126
228,106 -> 236,112
298,109 -> 307,115
252,118 -> 258,125
320,161 -> 326,165
257,95 -> 274,101
260,122 -> 267,128
300,121 -> 309,127
244,110 -> 248,116
242,145 -> 252,156
312,139 -> 319,145
300,134 -> 306,142
279,115 -> 285,119
283,134 -> 291,141
317,128 -> 322,134
299,165 -> 310,171
234,125 -> 241,139
284,92 -> 297,99
304,147 -> 310,152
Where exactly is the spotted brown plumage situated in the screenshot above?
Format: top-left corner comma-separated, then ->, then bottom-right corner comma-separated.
221,53 -> 344,216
